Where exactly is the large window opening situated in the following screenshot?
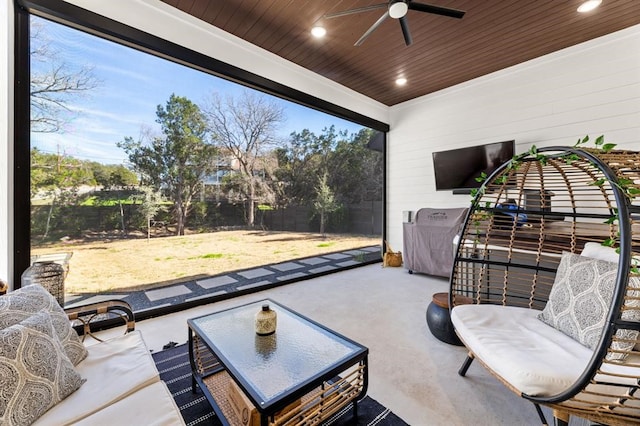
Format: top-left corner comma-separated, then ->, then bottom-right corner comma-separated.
18,6 -> 386,313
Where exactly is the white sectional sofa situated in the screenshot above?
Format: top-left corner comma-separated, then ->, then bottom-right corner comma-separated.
0,284 -> 185,426
35,330 -> 185,425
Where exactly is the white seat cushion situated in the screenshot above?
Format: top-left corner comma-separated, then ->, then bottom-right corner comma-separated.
34,331 -> 160,425
451,304 -> 592,397
73,380 -> 186,426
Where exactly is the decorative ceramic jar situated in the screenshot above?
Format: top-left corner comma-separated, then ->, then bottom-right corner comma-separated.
21,261 -> 65,307
255,304 -> 277,336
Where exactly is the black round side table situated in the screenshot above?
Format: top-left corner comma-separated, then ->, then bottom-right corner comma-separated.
426,292 -> 462,346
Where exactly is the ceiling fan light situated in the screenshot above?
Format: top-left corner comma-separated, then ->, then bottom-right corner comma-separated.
311,26 -> 327,38
389,1 -> 408,19
577,0 -> 602,13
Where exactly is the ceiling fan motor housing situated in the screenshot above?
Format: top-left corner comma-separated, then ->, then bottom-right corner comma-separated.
389,1 -> 409,19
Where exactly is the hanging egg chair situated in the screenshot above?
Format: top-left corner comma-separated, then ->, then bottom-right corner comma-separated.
449,144 -> 640,425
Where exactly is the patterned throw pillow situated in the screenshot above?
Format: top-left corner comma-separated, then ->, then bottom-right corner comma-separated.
0,285 -> 88,365
538,252 -> 640,360
0,311 -> 85,426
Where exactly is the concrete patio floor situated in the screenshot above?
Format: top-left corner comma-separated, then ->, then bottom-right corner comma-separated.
94,263 -> 590,425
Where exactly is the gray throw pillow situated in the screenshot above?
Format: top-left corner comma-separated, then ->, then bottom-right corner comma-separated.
0,284 -> 88,365
0,311 -> 85,426
538,252 -> 640,360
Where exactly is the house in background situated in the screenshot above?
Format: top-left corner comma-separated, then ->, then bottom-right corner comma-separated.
1,0 -> 639,287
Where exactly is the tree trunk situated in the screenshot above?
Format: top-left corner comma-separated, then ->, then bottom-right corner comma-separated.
320,210 -> 326,237
43,192 -> 56,239
175,201 -> 185,236
248,198 -> 255,227
174,187 -> 185,235
118,198 -> 126,234
247,180 -> 255,227
176,211 -> 185,235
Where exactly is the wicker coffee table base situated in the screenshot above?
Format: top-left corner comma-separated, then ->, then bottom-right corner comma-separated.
200,365 -> 365,426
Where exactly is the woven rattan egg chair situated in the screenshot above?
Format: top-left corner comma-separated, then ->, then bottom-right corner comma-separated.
448,144 -> 640,426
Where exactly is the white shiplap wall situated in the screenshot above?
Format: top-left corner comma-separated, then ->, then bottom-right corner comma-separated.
386,24 -> 640,249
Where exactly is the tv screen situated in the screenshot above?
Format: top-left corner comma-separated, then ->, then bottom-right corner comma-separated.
432,140 -> 514,192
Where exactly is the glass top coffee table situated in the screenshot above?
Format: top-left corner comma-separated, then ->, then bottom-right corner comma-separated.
188,299 -> 369,426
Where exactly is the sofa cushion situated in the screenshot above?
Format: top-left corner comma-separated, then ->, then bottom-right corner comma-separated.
0,311 -> 85,426
33,330 -> 160,425
452,304 -> 592,396
538,252 -> 640,360
0,285 -> 87,365
73,380 -> 186,426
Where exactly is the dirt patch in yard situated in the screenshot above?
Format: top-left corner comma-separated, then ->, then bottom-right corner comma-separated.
31,230 -> 381,294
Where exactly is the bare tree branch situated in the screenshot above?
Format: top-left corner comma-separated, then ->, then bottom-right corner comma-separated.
30,19 -> 100,133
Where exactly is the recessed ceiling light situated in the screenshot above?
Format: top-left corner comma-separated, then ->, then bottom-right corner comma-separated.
577,0 -> 602,13
396,77 -> 407,86
311,26 -> 327,38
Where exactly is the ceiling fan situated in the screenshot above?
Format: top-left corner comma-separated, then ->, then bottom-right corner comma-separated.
324,0 -> 465,46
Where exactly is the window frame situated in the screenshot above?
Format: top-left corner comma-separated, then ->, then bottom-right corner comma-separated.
13,0 -> 389,287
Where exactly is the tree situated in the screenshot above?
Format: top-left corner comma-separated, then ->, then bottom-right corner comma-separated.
274,129 -> 322,206
313,173 -> 340,236
89,163 -> 138,190
276,126 -> 347,205
135,186 -> 166,242
327,128 -> 383,203
202,90 -> 285,227
88,162 -> 138,233
29,19 -> 100,237
30,19 -> 100,133
118,94 -> 217,235
30,148 -> 94,238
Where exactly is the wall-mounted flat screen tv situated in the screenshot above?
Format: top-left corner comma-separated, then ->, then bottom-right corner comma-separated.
432,140 -> 515,192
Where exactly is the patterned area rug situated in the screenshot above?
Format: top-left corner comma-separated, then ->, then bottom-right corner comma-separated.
152,343 -> 409,426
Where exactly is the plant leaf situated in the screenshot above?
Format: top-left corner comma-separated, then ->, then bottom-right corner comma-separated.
564,153 -> 580,164
574,135 -> 589,147
536,154 -> 547,165
475,171 -> 487,183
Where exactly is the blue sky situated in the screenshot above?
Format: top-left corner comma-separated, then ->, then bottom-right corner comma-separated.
30,16 -> 365,165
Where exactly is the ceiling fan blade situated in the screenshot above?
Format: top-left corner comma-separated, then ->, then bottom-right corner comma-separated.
324,3 -> 387,19
407,2 -> 465,19
399,16 -> 412,46
355,11 -> 390,46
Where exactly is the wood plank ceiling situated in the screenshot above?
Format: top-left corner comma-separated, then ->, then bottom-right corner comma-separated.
160,0 -> 640,106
